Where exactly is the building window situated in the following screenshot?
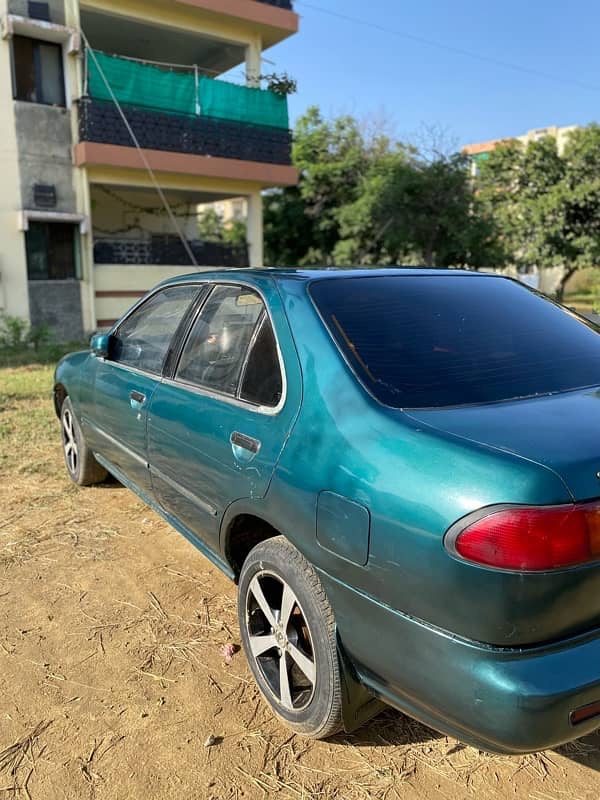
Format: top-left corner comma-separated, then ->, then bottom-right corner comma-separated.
28,2 -> 51,22
25,222 -> 80,280
12,35 -> 65,106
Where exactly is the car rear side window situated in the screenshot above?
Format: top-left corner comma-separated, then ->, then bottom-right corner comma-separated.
310,274 -> 600,408
176,285 -> 264,397
111,285 -> 199,375
240,316 -> 283,408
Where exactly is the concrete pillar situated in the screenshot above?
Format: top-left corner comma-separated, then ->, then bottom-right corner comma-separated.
79,172 -> 97,333
0,21 -> 29,322
247,191 -> 263,268
245,35 -> 262,88
244,29 -> 277,272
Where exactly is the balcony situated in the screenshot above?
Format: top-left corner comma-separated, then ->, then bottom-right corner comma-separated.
80,4 -> 298,73
94,237 -> 248,267
75,50 -> 297,185
78,99 -> 293,166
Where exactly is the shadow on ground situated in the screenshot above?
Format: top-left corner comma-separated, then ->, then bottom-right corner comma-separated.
333,705 -> 600,773
330,708 -> 443,749
556,729 -> 600,770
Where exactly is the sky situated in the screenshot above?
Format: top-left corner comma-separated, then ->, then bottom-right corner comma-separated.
263,0 -> 600,148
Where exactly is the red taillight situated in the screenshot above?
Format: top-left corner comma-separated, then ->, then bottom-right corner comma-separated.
447,502 -> 600,571
571,700 -> 600,726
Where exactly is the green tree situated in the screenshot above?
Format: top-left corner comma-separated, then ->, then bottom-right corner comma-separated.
265,106 -> 388,266
198,208 -> 247,248
197,208 -> 224,243
557,125 -> 600,296
333,151 -> 407,265
266,106 -> 500,269
222,218 -> 247,248
478,125 -> 600,300
264,186 -> 314,266
337,150 -> 500,267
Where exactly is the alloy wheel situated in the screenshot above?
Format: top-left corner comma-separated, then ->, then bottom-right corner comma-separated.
245,571 -> 317,711
61,408 -> 78,476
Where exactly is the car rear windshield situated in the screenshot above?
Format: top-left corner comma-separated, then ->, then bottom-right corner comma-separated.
309,274 -> 600,408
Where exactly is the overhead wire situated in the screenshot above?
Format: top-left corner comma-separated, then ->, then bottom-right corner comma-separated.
295,0 -> 600,94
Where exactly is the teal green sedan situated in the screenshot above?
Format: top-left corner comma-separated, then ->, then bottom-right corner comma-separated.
54,269 -> 600,753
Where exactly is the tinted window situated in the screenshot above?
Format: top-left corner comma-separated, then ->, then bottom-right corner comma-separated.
176,285 -> 264,396
25,221 -> 79,280
240,317 -> 283,407
310,274 -> 600,408
12,36 -> 65,106
111,285 -> 198,374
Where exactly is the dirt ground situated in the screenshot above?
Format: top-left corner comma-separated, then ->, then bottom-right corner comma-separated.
1,363 -> 600,800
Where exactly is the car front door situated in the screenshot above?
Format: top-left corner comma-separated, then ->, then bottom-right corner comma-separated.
81,283 -> 202,496
147,281 -> 301,552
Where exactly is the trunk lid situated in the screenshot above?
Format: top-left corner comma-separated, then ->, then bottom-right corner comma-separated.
405,386 -> 600,502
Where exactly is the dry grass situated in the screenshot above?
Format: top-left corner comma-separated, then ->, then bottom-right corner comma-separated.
0,721 -> 52,797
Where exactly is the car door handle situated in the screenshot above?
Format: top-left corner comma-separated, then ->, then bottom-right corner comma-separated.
230,431 -> 261,455
130,390 -> 146,404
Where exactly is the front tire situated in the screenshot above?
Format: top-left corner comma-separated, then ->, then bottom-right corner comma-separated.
238,536 -> 342,739
60,397 -> 107,486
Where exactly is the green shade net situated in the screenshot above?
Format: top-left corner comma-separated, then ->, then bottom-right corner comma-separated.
86,50 -> 289,129
198,75 -> 288,129
87,50 -> 196,117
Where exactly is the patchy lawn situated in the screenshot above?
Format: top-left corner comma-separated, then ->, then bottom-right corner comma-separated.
1,363 -> 600,800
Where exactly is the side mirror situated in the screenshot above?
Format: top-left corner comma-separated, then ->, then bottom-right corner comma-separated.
90,332 -> 110,358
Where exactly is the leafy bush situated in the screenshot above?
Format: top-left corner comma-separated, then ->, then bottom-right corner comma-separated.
0,315 -> 53,350
27,323 -> 51,351
0,315 -> 29,348
0,315 -> 75,366
260,72 -> 297,97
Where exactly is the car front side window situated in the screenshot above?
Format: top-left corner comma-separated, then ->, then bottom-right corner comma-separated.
110,285 -> 199,375
176,285 -> 265,397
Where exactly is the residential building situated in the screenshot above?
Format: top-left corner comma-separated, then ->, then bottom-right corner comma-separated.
0,0 -> 299,337
463,124 -> 578,176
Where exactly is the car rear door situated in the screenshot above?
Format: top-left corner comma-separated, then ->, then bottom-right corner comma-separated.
147,281 -> 301,552
81,284 -> 202,496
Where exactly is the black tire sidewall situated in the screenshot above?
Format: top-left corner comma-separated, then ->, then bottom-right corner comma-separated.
238,538 -> 341,737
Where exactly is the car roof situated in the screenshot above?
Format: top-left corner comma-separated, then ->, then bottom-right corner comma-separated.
158,267 -> 500,288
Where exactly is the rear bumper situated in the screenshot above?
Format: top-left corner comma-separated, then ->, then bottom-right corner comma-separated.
320,572 -> 600,754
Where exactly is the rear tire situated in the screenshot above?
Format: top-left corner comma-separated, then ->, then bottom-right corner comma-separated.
60,397 -> 107,486
238,536 -> 343,739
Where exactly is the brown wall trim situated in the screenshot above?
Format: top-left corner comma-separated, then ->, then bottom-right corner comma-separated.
97,319 -> 117,327
175,0 -> 298,35
95,290 -> 147,298
74,142 -> 299,187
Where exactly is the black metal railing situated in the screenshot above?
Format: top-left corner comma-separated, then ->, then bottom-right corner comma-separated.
78,98 -> 293,166
94,237 -> 249,267
258,0 -> 293,8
